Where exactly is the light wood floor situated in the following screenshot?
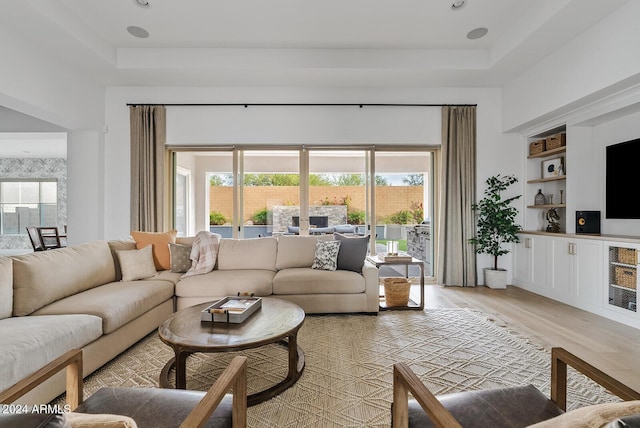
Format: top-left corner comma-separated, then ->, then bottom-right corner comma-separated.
417,284 -> 640,393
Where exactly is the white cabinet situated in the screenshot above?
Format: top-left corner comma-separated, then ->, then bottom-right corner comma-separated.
549,237 -> 602,310
549,237 -> 572,298
514,233 -> 602,312
573,239 -> 603,309
513,233 -> 549,290
513,234 -> 640,328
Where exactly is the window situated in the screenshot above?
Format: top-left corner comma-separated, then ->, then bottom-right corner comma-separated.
0,180 -> 58,235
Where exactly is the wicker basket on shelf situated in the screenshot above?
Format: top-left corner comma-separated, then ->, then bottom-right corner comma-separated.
529,139 -> 545,155
383,277 -> 411,306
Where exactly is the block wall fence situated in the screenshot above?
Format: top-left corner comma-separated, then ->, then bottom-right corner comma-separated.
210,185 -> 424,224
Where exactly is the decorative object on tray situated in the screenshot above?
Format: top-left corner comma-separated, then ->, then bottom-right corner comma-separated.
542,157 -> 564,179
201,294 -> 262,323
545,208 -> 561,233
383,253 -> 412,262
386,240 -> 399,256
383,277 -> 410,307
534,189 -> 546,205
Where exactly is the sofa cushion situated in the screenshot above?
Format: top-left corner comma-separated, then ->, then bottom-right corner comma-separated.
273,268 -> 366,294
12,241 -> 116,316
169,242 -> 192,273
131,230 -> 177,271
116,246 -> 158,281
334,233 -> 370,272
151,270 -> 184,286
276,235 -> 332,270
0,257 -> 12,319
311,240 -> 341,271
217,237 -> 277,271
176,269 -> 275,298
33,280 -> 174,334
0,314 -> 102,393
334,224 -> 357,234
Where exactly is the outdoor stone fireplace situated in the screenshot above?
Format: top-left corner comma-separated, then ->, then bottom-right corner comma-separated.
272,205 -> 347,233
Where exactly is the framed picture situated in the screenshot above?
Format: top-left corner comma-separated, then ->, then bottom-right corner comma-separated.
542,157 -> 564,179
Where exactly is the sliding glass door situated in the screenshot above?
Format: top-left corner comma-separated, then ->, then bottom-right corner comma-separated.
307,150 -> 369,236
174,148 -> 435,277
241,150 -> 299,238
374,151 -> 433,276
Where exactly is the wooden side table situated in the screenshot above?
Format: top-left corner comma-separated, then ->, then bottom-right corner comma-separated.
366,255 -> 425,310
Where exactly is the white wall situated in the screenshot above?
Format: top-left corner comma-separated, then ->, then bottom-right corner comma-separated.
105,86 -> 520,284
503,0 -> 640,132
167,105 -> 442,146
0,25 -> 104,131
0,22 -> 106,246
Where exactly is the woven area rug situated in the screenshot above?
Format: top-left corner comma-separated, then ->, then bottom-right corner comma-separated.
64,309 -> 618,427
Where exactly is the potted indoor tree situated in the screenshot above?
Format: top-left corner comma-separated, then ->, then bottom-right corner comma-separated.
469,174 -> 522,289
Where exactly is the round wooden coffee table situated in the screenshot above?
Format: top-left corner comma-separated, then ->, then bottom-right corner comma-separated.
158,297 -> 305,406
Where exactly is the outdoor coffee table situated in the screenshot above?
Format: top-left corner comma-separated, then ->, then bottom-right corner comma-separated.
158,297 -> 305,406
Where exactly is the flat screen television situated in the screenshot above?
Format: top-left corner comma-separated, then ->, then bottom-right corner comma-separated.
606,138 -> 640,219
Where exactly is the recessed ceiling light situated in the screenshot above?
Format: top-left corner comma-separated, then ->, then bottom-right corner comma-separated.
134,0 -> 150,8
127,26 -> 149,38
451,1 -> 466,10
467,27 -> 488,40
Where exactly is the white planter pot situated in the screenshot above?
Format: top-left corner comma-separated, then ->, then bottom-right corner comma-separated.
483,268 -> 507,289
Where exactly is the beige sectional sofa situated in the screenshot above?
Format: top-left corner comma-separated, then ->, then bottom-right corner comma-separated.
176,234 -> 380,313
0,233 -> 378,406
1,240 -> 179,406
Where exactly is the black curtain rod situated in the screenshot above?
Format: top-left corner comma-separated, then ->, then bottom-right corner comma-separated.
127,103 -> 477,107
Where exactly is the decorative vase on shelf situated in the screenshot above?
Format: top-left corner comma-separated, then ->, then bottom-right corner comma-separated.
534,189 -> 546,205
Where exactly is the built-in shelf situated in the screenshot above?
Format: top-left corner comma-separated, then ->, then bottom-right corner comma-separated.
527,176 -> 566,184
527,204 -> 566,209
527,147 -> 566,159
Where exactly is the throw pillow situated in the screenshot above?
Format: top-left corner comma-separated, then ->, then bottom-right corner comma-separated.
334,233 -> 370,272
311,240 -> 341,271
116,246 -> 157,281
169,242 -> 192,273
131,230 -> 177,271
528,400 -> 640,428
66,412 -> 138,428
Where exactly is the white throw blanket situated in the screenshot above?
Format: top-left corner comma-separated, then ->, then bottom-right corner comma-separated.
181,231 -> 219,278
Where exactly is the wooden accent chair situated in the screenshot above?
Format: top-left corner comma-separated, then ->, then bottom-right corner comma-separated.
26,226 -> 45,251
37,226 -> 65,250
392,347 -> 640,428
0,349 -> 248,428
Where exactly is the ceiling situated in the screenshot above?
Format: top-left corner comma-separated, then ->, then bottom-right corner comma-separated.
0,0 -> 630,87
0,133 -> 67,158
